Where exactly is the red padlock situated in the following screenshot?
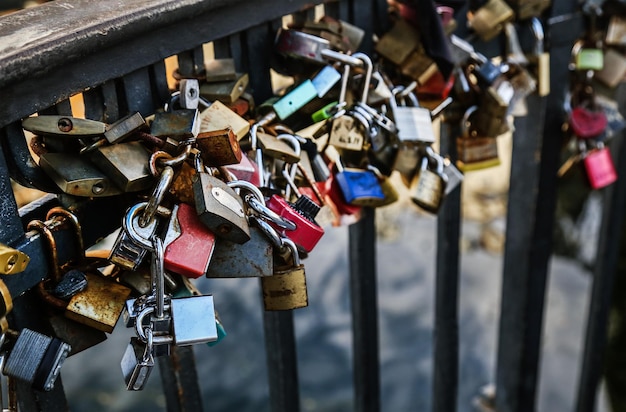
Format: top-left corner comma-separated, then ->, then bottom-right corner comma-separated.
266,194 -> 324,253
163,203 -> 216,278
417,71 -> 455,101
569,106 -> 608,139
223,152 -> 261,187
584,143 -> 617,189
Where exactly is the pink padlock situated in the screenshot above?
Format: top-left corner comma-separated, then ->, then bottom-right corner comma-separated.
584,143 -> 617,189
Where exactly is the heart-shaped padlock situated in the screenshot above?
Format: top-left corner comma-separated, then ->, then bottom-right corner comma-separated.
569,106 -> 608,139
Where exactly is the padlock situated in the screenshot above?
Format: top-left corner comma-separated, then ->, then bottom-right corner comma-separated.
223,152 -> 261,187
109,202 -> 161,271
467,0 -> 514,42
390,86 -> 436,145
528,17 -> 550,97
22,115 -> 106,138
2,328 -> 71,392
364,165 -> 399,207
87,141 -> 153,192
178,79 -> 201,109
256,129 -> 301,164
333,156 -> 385,206
199,72 -> 249,104
572,40 -> 604,71
442,157 -> 465,195
311,65 -> 342,98
150,109 -> 200,139
473,87 -> 510,137
30,210 -> 133,334
192,159 -> 251,244
456,106 -> 501,171
595,48 -> 626,88
271,79 -> 319,121
168,160 -> 197,205
104,112 -> 147,144
400,49 -> 439,86
504,0 -> 550,20
121,334 -> 154,391
410,149 -> 448,213
569,83 -> 608,139
45,311 -> 108,356
197,100 -> 250,140
0,243 -> 29,275
394,144 -> 421,186
261,238 -> 308,311
170,295 -> 218,345
162,203 -> 216,279
606,15 -> 626,46
196,127 -> 243,166
374,18 -> 422,66
266,193 -> 324,253
274,28 -> 331,65
204,58 -> 238,82
205,224 -> 273,278
63,271 -> 131,333
39,152 -> 123,197
583,141 -> 618,189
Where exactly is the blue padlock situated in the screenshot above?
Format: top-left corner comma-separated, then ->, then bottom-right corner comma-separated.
333,156 -> 385,206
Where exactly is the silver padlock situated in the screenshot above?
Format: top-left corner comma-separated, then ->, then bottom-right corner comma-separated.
170,295 -> 218,346
390,86 -> 436,145
120,332 -> 154,391
109,202 -> 161,271
3,328 -> 71,392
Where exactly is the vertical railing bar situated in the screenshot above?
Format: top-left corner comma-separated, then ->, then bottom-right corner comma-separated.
494,93 -> 547,412
575,98 -> 626,411
177,46 -> 205,78
241,23 -> 274,105
101,80 -> 120,123
493,4 -> 580,409
121,67 -> 156,118
213,38 -> 231,59
349,207 -> 380,412
82,87 -> 105,122
262,310 -> 301,412
157,346 -> 205,412
433,108 -> 463,412
151,60 -> 172,109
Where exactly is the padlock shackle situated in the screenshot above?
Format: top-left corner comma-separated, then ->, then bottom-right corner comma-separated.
45,207 -> 85,260
351,52 -> 373,104
246,197 -> 297,231
227,180 -> 265,207
461,105 -> 479,137
321,49 -> 363,68
140,166 -> 174,228
26,220 -> 61,283
151,235 -> 166,319
249,215 -> 283,250
530,17 -> 545,56
280,237 -> 300,267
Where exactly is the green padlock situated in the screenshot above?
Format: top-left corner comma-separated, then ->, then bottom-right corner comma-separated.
575,46 -> 604,71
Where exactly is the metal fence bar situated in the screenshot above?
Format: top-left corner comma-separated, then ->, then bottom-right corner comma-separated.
349,207 -> 380,412
575,87 -> 626,412
158,346 -> 205,412
494,93 -> 547,412
433,109 -> 463,412
263,310 -> 301,412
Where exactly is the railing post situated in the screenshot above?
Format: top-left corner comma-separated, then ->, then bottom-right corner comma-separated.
575,84 -> 626,412
349,207 -> 380,412
433,108 -> 463,412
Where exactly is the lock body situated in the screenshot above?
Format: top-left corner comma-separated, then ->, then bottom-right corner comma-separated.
196,127 -> 243,166
335,169 -> 385,205
584,147 -> 617,189
88,141 -> 153,192
261,265 -> 308,310
3,328 -> 71,392
163,203 -> 216,279
267,195 -> 324,253
170,295 -> 218,345
206,227 -> 273,278
192,172 -> 251,244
